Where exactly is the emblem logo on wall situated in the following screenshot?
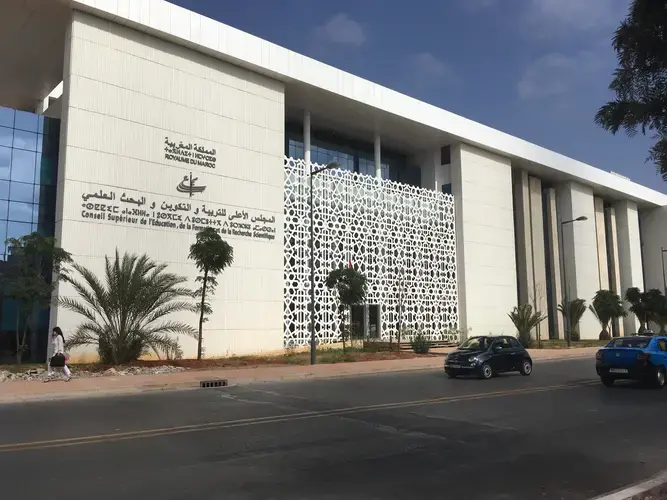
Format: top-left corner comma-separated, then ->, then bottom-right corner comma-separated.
177,172 -> 207,197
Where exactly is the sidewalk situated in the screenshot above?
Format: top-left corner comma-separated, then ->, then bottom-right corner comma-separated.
0,347 -> 598,405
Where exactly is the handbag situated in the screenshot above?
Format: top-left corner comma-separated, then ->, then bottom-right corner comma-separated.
50,353 -> 66,368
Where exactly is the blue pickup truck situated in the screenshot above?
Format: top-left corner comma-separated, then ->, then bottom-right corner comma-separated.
595,336 -> 667,388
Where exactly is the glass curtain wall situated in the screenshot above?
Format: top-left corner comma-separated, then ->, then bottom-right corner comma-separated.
0,106 -> 60,363
285,122 -> 414,185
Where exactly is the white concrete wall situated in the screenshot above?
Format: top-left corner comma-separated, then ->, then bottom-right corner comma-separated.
615,200 -> 645,333
451,143 -> 517,336
640,206 -> 667,293
52,12 -> 285,361
557,182 -> 598,339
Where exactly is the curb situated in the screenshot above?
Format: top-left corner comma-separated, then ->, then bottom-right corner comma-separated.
592,471 -> 667,500
0,354 -> 594,405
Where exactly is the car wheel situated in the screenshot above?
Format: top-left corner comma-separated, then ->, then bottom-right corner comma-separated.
446,371 -> 458,379
653,367 -> 665,389
601,376 -> 615,387
479,363 -> 493,380
519,360 -> 532,376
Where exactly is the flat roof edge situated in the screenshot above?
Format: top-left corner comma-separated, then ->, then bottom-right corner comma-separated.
69,0 -> 667,206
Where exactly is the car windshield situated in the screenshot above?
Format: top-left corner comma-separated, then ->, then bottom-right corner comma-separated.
607,337 -> 651,349
458,337 -> 491,351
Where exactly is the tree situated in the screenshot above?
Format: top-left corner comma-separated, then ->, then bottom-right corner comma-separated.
595,0 -> 667,182
325,264 -> 368,354
508,303 -> 546,348
188,228 -> 234,360
3,232 -> 71,364
653,295 -> 667,334
589,290 -> 627,340
624,287 -> 664,333
60,250 -> 197,365
558,299 -> 587,342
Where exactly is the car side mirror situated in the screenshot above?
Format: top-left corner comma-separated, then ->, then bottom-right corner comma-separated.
493,346 -> 502,352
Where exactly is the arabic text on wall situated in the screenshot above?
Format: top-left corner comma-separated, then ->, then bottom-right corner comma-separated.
164,137 -> 217,169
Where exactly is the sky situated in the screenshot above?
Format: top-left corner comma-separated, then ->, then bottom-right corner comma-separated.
172,0 -> 666,194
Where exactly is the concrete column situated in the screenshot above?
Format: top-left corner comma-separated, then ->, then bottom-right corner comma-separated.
615,200 -> 645,333
303,110 -> 311,170
529,176 -> 548,337
557,182 -> 598,339
451,143 -> 517,336
514,171 -> 534,306
604,206 -> 624,337
594,198 -> 610,291
374,133 -> 382,179
544,188 -> 564,339
513,171 -> 549,340
640,206 -> 667,293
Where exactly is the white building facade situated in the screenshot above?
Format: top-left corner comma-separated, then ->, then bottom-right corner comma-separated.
1,0 -> 666,362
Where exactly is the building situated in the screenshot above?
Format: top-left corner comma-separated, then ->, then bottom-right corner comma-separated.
1,0 -> 666,363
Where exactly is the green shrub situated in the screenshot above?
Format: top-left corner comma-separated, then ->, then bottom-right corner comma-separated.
410,331 -> 430,354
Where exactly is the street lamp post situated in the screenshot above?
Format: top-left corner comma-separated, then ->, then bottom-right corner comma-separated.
309,162 -> 340,365
559,216 -> 588,348
661,247 -> 667,296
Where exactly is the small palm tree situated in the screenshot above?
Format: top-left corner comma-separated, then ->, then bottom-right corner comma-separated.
558,298 -> 587,342
188,228 -> 234,360
624,287 -> 664,333
60,250 -> 197,365
508,303 -> 546,348
325,263 -> 368,354
589,290 -> 626,340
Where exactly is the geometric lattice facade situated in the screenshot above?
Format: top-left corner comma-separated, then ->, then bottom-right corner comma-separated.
284,157 -> 459,347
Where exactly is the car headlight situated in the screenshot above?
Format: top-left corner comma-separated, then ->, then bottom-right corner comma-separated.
468,356 -> 478,365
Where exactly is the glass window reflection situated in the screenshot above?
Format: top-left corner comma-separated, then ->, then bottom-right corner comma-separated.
10,149 -> 36,183
0,146 -> 10,180
14,111 -> 38,133
0,180 -> 9,199
13,129 -> 38,151
6,221 -> 31,242
8,201 -> 36,223
0,126 -> 12,148
0,107 -> 14,128
10,182 -> 34,203
0,200 -> 7,219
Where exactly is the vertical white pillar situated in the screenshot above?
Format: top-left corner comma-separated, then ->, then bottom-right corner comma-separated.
374,133 -> 382,179
545,188 -> 564,339
615,200 -> 645,333
557,181 -> 598,339
303,111 -> 311,170
605,206 -> 624,337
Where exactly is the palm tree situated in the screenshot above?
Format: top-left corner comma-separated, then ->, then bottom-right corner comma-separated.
60,250 -> 197,365
589,290 -> 627,340
558,299 -> 587,342
188,228 -> 234,360
624,287 -> 664,333
508,303 -> 546,348
325,263 -> 368,354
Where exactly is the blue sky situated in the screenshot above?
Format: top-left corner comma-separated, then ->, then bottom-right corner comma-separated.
173,0 -> 666,194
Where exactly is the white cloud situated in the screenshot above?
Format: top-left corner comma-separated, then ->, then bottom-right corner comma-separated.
523,0 -> 629,37
410,52 -> 459,84
517,46 -> 611,100
315,13 -> 366,46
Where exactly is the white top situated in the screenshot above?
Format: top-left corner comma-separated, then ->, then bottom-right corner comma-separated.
52,335 -> 65,355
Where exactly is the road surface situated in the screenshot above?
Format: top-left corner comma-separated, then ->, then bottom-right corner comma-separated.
1,358 -> 666,499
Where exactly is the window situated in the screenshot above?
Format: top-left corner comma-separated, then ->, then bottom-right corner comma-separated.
658,340 -> 667,352
441,145 -> 451,165
492,338 -> 512,350
10,149 -> 36,183
507,337 -> 522,348
0,126 -> 12,147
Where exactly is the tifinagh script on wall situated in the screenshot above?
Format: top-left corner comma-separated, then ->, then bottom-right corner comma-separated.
164,136 -> 217,169
79,184 -> 277,241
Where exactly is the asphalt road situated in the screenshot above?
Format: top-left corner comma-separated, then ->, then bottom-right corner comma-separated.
1,358 -> 666,500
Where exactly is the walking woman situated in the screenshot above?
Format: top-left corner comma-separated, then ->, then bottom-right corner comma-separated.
47,327 -> 71,382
